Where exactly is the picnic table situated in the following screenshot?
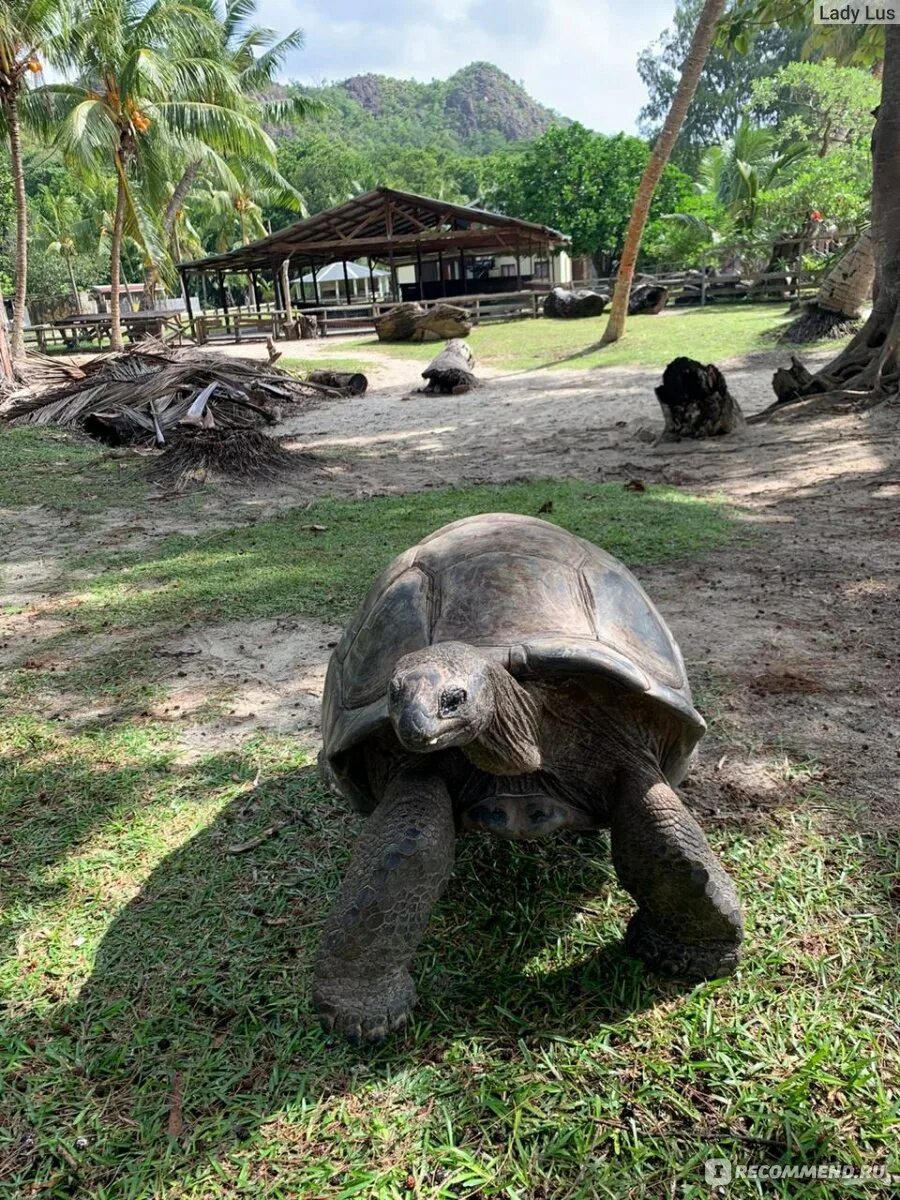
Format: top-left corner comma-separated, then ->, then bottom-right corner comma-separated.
52,311 -> 187,349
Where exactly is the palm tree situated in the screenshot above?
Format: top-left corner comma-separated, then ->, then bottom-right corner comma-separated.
31,188 -> 84,310
601,0 -> 727,345
161,0 -> 321,252
696,118 -> 808,235
33,0 -> 277,349
0,0 -> 66,358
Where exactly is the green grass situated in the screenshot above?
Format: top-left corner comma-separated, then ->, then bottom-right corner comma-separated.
0,428 -> 148,512
281,355 -> 384,377
1,715 -> 897,1198
2,479 -> 737,712
358,304 -> 849,373
2,435 -> 895,1197
67,482 -> 735,636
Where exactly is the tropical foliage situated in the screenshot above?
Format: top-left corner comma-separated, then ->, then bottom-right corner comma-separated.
485,124 -> 691,274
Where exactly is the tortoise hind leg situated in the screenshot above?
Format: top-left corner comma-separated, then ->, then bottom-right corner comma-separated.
609,770 -> 743,980
313,766 -> 455,1041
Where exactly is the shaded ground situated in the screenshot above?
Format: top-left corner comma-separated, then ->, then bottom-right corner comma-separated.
2,328 -> 899,1197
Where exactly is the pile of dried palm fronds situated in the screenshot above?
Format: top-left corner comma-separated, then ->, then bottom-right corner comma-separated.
150,427 -> 310,488
3,339 -> 340,448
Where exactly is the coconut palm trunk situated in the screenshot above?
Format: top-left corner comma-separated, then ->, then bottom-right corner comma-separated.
601,0 -> 727,345
5,93 -> 28,359
109,159 -> 128,352
817,229 -> 876,317
780,229 -> 876,343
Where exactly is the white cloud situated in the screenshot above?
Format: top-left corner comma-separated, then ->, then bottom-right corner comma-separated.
257,0 -> 677,133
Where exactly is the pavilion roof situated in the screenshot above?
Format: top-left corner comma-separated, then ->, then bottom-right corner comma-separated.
178,187 -> 568,275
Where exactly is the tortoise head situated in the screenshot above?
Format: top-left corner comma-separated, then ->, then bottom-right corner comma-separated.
389,641 -> 542,774
388,642 -> 494,753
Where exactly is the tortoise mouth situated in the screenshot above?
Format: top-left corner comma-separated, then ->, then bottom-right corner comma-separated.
395,717 -> 468,753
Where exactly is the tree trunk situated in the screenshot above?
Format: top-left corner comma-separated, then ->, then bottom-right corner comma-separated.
600,0 -> 727,345
140,265 -> 160,311
779,229 -> 876,343
374,302 -> 471,342
0,285 -> 13,386
6,93 -> 29,359
109,161 -> 128,352
420,339 -> 476,393
655,357 -> 745,440
65,252 -> 81,314
164,161 -> 201,244
308,369 -> 368,395
757,26 -> 900,416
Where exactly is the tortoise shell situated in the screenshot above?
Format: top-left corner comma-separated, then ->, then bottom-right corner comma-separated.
321,513 -> 705,810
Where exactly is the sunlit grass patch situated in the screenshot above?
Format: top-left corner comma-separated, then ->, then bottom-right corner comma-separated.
362,303 -> 849,373
0,714 -> 897,1198
68,481 -> 737,636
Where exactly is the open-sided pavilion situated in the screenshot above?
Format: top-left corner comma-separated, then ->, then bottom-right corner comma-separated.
177,186 -> 568,339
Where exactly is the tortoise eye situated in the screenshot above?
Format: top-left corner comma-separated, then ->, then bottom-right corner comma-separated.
440,687 -> 467,716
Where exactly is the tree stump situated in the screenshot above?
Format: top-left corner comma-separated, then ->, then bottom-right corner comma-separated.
771,355 -> 822,404
374,302 -> 471,342
628,284 -> 669,316
542,287 -> 609,319
421,340 -> 477,394
308,369 -> 368,396
655,357 -> 745,440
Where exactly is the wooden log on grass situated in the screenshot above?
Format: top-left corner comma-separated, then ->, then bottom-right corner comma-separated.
655,356 -> 745,440
543,287 -> 609,319
374,302 -> 471,343
421,339 -> 476,394
308,369 -> 368,396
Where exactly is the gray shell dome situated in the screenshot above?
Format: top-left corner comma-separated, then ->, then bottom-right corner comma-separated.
321,513 -> 705,809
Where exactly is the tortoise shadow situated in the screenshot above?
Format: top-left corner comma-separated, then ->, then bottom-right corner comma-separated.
4,764 -> 688,1189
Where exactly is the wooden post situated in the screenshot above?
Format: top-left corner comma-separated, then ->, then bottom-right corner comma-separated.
251,271 -> 262,314
368,256 -> 376,301
311,261 -> 321,306
438,250 -> 446,297
280,258 -> 294,327
342,258 -> 353,306
389,250 -> 398,301
515,245 -> 522,291
459,248 -> 466,295
416,243 -> 425,301
179,269 -> 196,340
298,264 -> 307,305
218,272 -> 229,332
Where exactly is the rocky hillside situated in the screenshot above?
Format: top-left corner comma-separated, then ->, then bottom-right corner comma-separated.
290,62 -> 567,155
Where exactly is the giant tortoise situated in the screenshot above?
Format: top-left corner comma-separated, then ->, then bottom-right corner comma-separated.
314,513 -> 743,1040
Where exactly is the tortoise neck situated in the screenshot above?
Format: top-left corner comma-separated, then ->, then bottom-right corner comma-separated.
463,665 -> 542,776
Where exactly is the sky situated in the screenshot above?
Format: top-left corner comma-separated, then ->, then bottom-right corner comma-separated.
257,0 -> 679,135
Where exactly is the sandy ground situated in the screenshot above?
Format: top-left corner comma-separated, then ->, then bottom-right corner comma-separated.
3,336 -> 898,831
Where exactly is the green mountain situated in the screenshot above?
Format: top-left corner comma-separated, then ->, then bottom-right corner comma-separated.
288,62 -> 568,157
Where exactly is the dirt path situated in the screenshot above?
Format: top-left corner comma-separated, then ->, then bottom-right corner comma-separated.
3,342 -> 898,829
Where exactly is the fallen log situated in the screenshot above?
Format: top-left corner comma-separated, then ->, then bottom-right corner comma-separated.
374,302 -> 471,342
655,356 -> 745,440
307,369 -> 368,396
421,340 -> 476,394
543,287 -> 609,319
628,283 -> 669,316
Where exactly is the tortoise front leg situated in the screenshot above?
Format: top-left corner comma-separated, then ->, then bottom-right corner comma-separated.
610,770 -> 743,980
313,766 -> 455,1041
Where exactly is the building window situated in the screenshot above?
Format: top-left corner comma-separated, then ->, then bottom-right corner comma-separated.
500,264 -> 517,278
533,259 -> 550,279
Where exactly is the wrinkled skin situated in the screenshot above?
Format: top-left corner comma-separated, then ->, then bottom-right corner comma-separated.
312,644 -> 743,1042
